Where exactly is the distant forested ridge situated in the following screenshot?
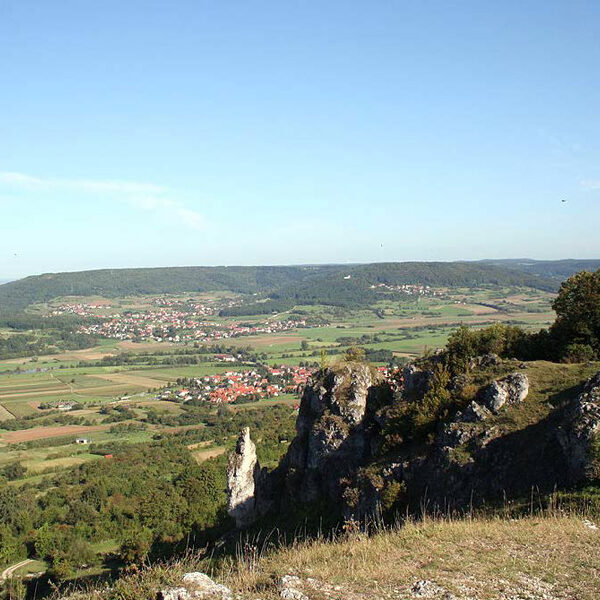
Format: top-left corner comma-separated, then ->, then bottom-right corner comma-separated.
0,266 -> 338,312
478,259 -> 600,280
0,262 -> 558,314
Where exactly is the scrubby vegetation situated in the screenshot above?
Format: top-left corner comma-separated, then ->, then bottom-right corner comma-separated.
0,403 -> 296,589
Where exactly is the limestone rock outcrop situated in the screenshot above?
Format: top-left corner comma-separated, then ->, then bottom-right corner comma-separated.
468,353 -> 501,369
226,427 -> 261,528
225,361 -> 600,527
159,572 -> 231,600
557,371 -> 600,482
402,364 -> 432,396
455,400 -> 491,423
225,363 -> 391,526
480,372 -> 529,413
280,362 -> 388,506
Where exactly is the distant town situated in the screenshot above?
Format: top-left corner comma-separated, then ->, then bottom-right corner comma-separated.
158,363 -> 395,405
369,283 -> 443,296
49,298 -> 325,343
159,364 -> 313,404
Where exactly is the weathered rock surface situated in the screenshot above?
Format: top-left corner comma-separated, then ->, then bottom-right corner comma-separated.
402,364 -> 432,396
225,363 -> 391,525
280,363 -> 387,508
277,575 -> 356,600
468,353 -> 501,369
278,575 -> 309,600
455,400 -> 491,423
437,422 -> 479,448
159,572 -> 231,600
157,572 -> 567,600
556,370 -> 600,482
226,428 -> 260,528
480,372 -> 529,413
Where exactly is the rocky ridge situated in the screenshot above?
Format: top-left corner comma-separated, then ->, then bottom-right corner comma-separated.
227,359 -> 600,527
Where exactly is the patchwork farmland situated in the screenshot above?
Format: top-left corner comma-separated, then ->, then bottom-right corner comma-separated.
0,285 -> 556,490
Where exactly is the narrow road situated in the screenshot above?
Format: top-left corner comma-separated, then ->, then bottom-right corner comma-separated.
0,559 -> 34,582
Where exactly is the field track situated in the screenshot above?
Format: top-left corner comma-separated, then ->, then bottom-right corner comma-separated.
1,559 -> 34,583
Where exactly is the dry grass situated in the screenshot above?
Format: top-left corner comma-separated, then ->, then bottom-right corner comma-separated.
223,515 -> 600,599
61,514 -> 599,600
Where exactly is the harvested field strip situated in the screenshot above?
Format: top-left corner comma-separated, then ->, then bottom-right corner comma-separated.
25,455 -> 101,472
51,376 -> 117,388
0,380 -> 59,390
462,303 -> 499,314
0,381 -> 69,396
69,384 -> 133,395
0,386 -> 74,400
134,400 -> 182,411
0,403 -> 15,420
231,334 -> 304,347
1,424 -> 110,444
191,447 -> 226,463
187,440 -> 213,450
93,372 -> 166,388
161,424 -> 206,434
1,401 -> 39,418
0,384 -> 137,401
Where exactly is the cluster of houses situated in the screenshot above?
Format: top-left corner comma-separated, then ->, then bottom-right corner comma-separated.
150,296 -> 226,315
50,302 -> 112,317
159,364 -> 399,405
38,400 -> 78,411
369,283 -> 443,296
77,306 -> 316,344
158,365 -> 313,404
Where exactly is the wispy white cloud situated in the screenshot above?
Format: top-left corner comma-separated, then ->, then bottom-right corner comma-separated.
580,179 -> 600,191
0,171 -> 205,230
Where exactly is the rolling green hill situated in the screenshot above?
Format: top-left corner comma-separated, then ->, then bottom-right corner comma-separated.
0,262 -> 557,314
0,266 -> 336,312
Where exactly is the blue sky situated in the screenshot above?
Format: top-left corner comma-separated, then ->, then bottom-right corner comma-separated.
1,1 -> 599,279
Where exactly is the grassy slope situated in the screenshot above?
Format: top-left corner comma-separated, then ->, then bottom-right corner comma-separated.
66,515 -> 600,600
242,516 -> 600,600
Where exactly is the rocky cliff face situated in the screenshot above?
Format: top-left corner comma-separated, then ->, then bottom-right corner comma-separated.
280,363 -> 384,502
226,362 -> 600,528
225,363 -> 390,526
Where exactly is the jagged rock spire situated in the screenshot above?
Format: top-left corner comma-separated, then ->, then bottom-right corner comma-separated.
226,427 -> 259,528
